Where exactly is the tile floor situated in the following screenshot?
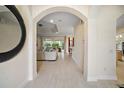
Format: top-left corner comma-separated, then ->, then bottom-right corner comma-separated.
25,53 -> 118,88
116,61 -> 124,84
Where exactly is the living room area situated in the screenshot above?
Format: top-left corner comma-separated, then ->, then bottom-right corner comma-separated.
37,36 -> 64,72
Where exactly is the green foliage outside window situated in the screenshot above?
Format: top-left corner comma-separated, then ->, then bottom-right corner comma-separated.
43,40 -> 64,50
52,42 -> 59,49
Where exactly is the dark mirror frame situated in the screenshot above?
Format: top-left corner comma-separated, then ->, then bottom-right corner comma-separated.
0,5 -> 26,63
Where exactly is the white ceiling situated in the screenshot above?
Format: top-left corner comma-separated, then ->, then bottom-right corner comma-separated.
41,36 -> 64,41
37,12 -> 81,36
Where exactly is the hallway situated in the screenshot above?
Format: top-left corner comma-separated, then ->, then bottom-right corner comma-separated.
25,54 -> 118,88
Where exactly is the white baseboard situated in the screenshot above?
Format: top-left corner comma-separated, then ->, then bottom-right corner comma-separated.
18,73 -> 37,88
87,76 -> 97,81
17,79 -> 29,88
97,74 -> 117,80
87,74 -> 117,81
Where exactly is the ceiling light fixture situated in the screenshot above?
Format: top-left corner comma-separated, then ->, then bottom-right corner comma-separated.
120,35 -> 122,38
50,19 -> 54,23
55,31 -> 58,34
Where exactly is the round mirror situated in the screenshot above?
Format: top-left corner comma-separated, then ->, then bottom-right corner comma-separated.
0,5 -> 26,62
0,6 -> 21,53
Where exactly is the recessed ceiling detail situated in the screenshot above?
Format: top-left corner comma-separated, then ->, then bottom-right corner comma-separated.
37,12 -> 81,36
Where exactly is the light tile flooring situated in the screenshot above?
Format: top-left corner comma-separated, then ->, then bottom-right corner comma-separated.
25,53 -> 118,88
116,61 -> 124,84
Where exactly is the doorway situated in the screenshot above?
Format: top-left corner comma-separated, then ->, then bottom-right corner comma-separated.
36,12 -> 84,74
116,14 -> 124,85
32,6 -> 88,80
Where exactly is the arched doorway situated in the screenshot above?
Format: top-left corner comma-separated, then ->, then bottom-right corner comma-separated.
31,6 -> 88,81
116,14 -> 124,87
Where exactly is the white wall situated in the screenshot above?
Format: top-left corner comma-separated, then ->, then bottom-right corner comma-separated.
31,5 -> 89,20
0,6 -> 32,87
72,22 -> 84,71
87,6 -> 124,81
41,36 -> 65,41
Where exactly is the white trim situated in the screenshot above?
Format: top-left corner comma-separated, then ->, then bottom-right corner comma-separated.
87,75 -> 97,81
97,74 -> 117,80
17,79 -> 29,88
87,74 -> 117,81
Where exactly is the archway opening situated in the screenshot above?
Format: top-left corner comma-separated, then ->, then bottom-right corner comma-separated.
36,12 -> 84,74
32,6 -> 88,81
116,14 -> 124,85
